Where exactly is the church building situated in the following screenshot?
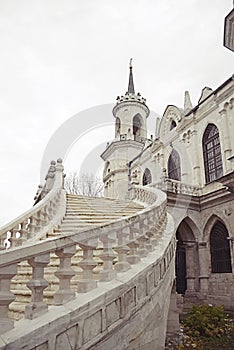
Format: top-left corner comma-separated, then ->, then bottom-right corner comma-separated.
101,62 -> 234,310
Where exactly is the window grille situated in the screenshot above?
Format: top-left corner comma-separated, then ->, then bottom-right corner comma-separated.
210,221 -> 232,273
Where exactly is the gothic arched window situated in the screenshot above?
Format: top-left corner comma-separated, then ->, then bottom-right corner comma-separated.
210,221 -> 232,273
203,124 -> 223,183
168,149 -> 181,181
143,168 -> 152,185
133,114 -> 142,137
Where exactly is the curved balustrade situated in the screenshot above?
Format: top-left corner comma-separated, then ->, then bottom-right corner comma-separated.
0,159 -> 66,249
152,178 -> 200,196
0,185 -> 175,346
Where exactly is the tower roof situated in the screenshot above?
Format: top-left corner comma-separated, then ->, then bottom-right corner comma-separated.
128,58 -> 135,94
115,59 -> 147,106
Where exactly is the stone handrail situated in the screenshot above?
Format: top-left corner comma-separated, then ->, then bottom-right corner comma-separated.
0,185 -> 173,343
152,178 -> 200,196
0,159 -> 66,249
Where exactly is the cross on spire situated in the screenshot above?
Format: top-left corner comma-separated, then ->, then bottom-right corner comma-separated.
128,58 -> 135,94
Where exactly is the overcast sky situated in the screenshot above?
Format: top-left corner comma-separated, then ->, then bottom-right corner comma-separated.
0,0 -> 233,225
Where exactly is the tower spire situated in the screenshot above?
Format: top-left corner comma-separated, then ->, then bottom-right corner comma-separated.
128,58 -> 135,94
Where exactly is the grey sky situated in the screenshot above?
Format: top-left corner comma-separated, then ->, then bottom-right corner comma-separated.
0,0 -> 233,224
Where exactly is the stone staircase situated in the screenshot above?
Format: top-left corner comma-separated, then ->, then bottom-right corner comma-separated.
9,194 -> 143,321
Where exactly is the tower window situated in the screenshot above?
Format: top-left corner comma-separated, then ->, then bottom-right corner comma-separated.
210,221 -> 232,273
203,124 -> 223,183
168,149 -> 181,181
133,114 -> 142,137
143,168 -> 152,185
115,117 -> 121,136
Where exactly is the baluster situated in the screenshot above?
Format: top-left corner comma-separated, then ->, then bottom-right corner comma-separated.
54,245 -> 76,304
137,234 -> 148,257
35,210 -> 42,232
127,224 -> 141,264
25,253 -> 50,319
28,215 -> 37,238
114,228 -> 131,272
19,220 -> 28,244
0,263 -> 17,334
77,242 -> 98,292
145,230 -> 154,252
99,232 -> 117,282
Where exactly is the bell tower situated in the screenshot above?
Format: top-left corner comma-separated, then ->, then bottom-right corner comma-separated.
101,60 -> 150,199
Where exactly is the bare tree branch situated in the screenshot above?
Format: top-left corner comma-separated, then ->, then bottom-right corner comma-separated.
64,172 -> 104,197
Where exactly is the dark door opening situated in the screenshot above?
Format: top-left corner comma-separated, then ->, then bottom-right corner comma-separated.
175,241 -> 187,294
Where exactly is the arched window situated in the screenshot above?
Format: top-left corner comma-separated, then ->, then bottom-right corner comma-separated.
143,168 -> 152,185
203,124 -> 223,183
170,120 -> 177,130
210,221 -> 232,273
133,114 -> 142,137
168,149 -> 181,181
115,117 -> 121,137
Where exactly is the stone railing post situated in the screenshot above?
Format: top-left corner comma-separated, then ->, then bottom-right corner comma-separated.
99,232 -> 117,282
127,224 -> 141,264
114,228 -> 131,272
25,253 -> 50,319
77,242 -> 98,292
0,263 -> 17,334
54,245 -> 76,305
19,220 -> 28,244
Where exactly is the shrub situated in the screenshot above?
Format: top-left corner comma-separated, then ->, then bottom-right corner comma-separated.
178,304 -> 234,349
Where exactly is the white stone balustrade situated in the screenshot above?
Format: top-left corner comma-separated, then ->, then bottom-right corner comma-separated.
0,159 -> 66,249
0,185 -> 171,340
152,179 -> 200,196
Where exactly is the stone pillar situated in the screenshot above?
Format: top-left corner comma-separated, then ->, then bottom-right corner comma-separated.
54,245 -> 76,304
191,129 -> 201,186
25,253 -> 50,319
77,243 -> 98,292
184,242 -> 196,293
219,107 -> 232,172
198,242 -> 209,294
0,263 -> 17,334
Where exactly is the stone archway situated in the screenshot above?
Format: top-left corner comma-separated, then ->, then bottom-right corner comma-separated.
175,219 -> 199,296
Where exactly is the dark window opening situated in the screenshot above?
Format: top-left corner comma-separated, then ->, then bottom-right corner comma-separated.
115,117 -> 121,136
210,221 -> 232,273
168,149 -> 181,181
143,168 -> 152,185
133,115 -> 142,137
170,120 -> 177,130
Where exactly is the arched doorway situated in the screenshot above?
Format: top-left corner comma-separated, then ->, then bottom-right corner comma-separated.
175,219 -> 198,295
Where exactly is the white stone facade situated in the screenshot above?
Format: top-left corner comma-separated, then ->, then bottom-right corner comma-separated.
102,71 -> 234,310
